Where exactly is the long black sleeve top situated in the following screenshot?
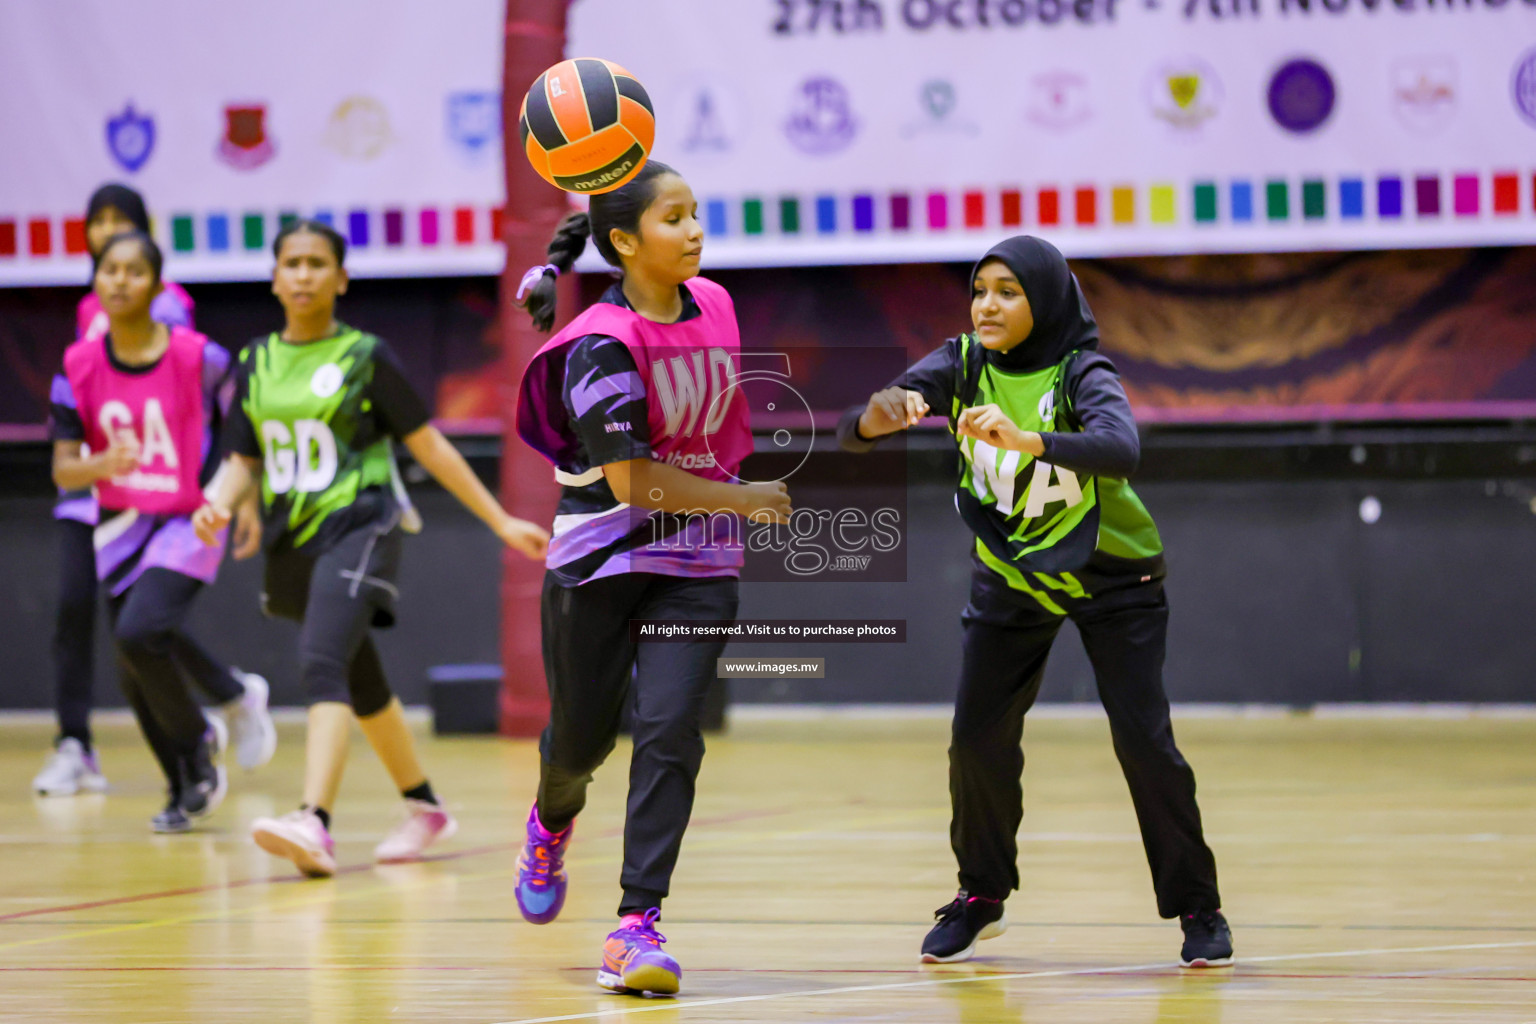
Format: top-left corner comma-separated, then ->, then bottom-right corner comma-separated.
836,341 -> 1141,479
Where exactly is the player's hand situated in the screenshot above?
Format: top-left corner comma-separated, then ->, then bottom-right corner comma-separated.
231,497 -> 262,561
192,503 -> 231,547
740,481 -> 792,525
496,515 -> 550,560
956,404 -> 1037,453
98,436 -> 140,478
858,387 -> 928,438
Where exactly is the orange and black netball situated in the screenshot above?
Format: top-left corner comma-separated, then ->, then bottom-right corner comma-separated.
519,58 -> 655,195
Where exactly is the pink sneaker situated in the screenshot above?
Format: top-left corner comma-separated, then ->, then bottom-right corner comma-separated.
374,799 -> 457,863
252,809 -> 336,878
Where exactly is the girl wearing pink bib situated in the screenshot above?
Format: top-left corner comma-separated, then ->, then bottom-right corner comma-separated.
518,273 -> 753,580
66,325 -> 212,521
511,161 -> 792,997
35,185 -> 223,800
51,232 -> 257,833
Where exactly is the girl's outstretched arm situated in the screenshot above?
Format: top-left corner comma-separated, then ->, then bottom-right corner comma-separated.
402,424 -> 549,559
837,339 -> 959,453
837,388 -> 930,453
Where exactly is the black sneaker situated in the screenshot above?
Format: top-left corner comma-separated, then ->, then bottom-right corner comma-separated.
1179,909 -> 1234,967
178,726 -> 228,819
151,798 -> 192,834
920,891 -> 1007,963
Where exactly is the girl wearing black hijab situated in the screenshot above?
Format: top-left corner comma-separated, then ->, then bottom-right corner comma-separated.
839,235 -> 1231,968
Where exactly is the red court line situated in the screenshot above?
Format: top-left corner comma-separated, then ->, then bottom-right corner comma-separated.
0,840 -> 525,924
0,875 -> 321,923
0,805 -> 797,924
0,840 -> 518,923
0,965 -> 486,972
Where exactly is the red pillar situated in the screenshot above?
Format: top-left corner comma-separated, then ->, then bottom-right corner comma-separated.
499,0 -> 574,736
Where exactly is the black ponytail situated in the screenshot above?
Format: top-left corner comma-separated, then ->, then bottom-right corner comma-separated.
86,183 -> 151,236
523,212 -> 592,332
522,159 -> 680,332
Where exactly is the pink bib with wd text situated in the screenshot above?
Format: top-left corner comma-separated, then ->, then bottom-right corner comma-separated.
517,276 -> 752,482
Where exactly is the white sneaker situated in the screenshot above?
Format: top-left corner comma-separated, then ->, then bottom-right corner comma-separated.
32,738 -> 108,796
252,809 -> 337,878
224,670 -> 277,771
374,799 -> 458,863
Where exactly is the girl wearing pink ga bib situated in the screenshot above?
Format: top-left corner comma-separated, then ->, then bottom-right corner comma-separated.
51,232 -> 253,833
36,184 -> 241,801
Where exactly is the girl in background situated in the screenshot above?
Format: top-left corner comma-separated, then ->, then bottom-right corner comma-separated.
51,232 -> 243,831
35,183 -> 272,797
513,161 -> 790,996
840,235 -> 1232,968
195,220 -> 548,876
76,185 -> 195,343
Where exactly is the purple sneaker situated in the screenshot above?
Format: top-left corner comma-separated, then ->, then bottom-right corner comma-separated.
599,908 -> 680,995
515,804 -> 571,924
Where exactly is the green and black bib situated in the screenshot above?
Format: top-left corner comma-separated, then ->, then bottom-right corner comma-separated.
949,332 -> 1163,614
239,327 -> 395,549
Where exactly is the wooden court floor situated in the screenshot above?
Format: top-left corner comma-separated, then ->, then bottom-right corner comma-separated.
2,710 -> 1533,1023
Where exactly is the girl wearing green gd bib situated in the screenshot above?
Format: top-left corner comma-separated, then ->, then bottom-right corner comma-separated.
838,236 -> 1231,969
194,220 -> 549,877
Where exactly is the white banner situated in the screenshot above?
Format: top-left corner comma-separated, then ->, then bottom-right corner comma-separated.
567,0 -> 1536,268
2,1 -> 1534,286
0,0 -> 506,287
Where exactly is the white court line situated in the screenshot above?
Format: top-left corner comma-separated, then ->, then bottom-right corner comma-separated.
492,939 -> 1536,1024
563,830 -> 1536,846
724,703 -> 1536,722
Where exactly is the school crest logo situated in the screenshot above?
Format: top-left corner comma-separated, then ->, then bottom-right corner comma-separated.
325,96 -> 393,160
1268,58 -> 1335,134
446,91 -> 501,158
665,76 -> 748,160
902,78 -> 978,138
217,104 -> 276,170
1513,47 -> 1536,129
679,85 -> 741,155
105,102 -> 155,173
1025,71 -> 1091,132
1392,57 -> 1456,135
784,77 -> 859,155
685,90 -> 730,152
1146,59 -> 1222,134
